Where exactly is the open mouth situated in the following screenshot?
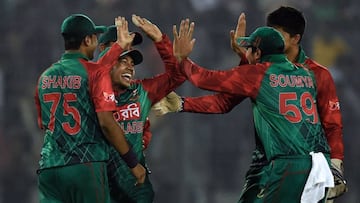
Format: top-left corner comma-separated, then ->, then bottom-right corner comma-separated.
121,73 -> 132,82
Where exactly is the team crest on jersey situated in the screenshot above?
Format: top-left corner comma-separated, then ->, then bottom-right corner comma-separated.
113,102 -> 141,121
129,89 -> 139,102
103,92 -> 117,103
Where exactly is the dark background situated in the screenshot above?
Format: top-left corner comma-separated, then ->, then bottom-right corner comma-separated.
0,0 -> 359,202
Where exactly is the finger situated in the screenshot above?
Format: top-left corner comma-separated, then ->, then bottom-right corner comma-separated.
131,14 -> 141,27
230,30 -> 235,39
129,32 -> 135,42
190,38 -> 196,47
179,20 -> 185,37
143,17 -> 152,25
124,18 -> 129,33
236,12 -> 246,37
188,21 -> 195,37
184,19 -> 190,36
230,30 -> 236,45
115,16 -> 122,27
173,25 -> 178,38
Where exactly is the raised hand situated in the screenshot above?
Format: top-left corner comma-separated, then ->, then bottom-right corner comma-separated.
173,19 -> 195,62
114,16 -> 135,50
132,14 -> 163,42
151,91 -> 183,116
230,12 -> 246,56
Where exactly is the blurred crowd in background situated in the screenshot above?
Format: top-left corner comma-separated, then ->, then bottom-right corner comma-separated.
0,0 -> 359,202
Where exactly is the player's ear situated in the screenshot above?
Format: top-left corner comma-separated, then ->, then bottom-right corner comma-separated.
83,35 -> 95,47
291,34 -> 301,45
254,48 -> 262,60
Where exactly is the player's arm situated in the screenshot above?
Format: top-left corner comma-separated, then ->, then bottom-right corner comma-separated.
131,15 -> 187,104
230,12 -> 248,65
96,42 -> 123,68
95,16 -> 146,185
308,61 -> 347,200
152,91 -> 245,116
310,62 -> 344,160
183,93 -> 245,113
91,66 -> 146,185
173,18 -> 264,98
97,16 -> 140,68
181,59 -> 264,98
132,14 -> 178,73
142,118 -> 152,150
34,81 -> 44,130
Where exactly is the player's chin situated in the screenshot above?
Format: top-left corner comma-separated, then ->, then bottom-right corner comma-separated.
119,80 -> 131,88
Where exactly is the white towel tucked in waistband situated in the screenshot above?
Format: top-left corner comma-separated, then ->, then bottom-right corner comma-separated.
301,152 -> 334,203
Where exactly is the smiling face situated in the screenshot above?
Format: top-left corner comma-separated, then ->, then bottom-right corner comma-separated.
111,55 -> 135,89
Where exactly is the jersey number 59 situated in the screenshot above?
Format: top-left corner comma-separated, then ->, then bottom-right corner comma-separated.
279,92 -> 318,124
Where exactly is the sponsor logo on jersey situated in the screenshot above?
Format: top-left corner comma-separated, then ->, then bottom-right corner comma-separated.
329,100 -> 340,111
129,89 -> 139,102
113,102 -> 141,121
103,92 -> 116,103
119,121 -> 144,134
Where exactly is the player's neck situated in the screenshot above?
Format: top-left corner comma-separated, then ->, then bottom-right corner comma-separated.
113,85 -> 127,94
286,45 -> 300,63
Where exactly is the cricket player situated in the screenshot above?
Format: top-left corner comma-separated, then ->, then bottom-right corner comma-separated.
155,7 -> 347,202
98,15 -> 187,202
35,15 -> 146,203
98,24 -> 153,151
172,19 -> 334,202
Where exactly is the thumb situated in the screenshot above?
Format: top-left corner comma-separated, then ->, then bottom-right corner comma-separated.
230,30 -> 235,38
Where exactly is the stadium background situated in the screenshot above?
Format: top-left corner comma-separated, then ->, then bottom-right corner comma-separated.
0,0 -> 359,202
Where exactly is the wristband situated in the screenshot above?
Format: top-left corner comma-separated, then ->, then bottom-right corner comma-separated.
121,148 -> 138,168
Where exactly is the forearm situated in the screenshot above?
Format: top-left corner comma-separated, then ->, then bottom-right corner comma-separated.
97,43 -> 123,68
324,124 -> 344,160
316,69 -> 344,160
97,111 -> 138,168
181,58 -> 259,97
183,93 -> 245,113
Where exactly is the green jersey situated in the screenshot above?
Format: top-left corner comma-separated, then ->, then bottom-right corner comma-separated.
35,51 -> 119,169
180,54 -> 330,162
252,55 -> 329,161
108,84 -> 151,176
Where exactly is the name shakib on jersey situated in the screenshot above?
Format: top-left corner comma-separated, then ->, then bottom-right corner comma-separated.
41,75 -> 81,89
269,74 -> 314,88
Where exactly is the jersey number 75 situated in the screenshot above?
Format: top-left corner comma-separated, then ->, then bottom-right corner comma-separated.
43,92 -> 81,135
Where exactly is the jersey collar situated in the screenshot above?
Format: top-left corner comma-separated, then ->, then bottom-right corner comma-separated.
260,54 -> 289,63
61,51 -> 90,61
296,46 -> 307,64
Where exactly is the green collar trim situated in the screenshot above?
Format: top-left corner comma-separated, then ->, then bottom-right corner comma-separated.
260,54 -> 289,63
61,51 -> 89,61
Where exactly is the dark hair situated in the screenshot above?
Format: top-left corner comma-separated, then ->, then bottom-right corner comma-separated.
266,6 -> 306,42
62,33 -> 84,50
